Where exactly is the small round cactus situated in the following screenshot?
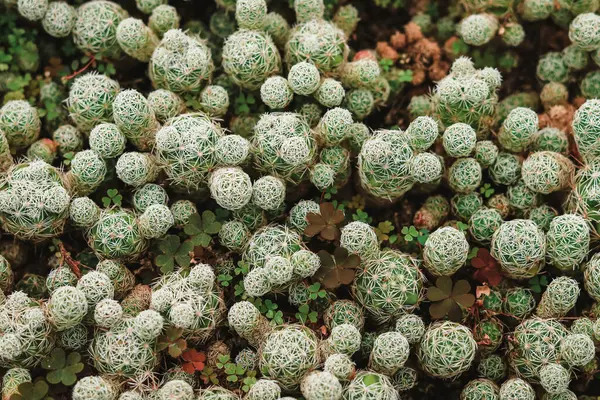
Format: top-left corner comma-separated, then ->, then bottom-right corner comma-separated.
150,29 -> 213,94
199,85 -> 230,116
136,0 -> 166,14
406,116 -> 438,152
288,62 -> 321,96
340,221 -> 379,259
443,123 -> 477,158
369,331 -> 409,375
353,250 -> 423,322
344,371 -> 398,400
498,107 -> 538,152
149,5 -> 180,37
72,376 -> 116,400
259,325 -> 319,389
209,167 -> 253,211
323,299 -> 364,331
418,321 -> 477,379
52,125 -> 83,156
546,214 -> 589,271
116,18 -> 158,62
458,14 -> 499,46
89,123 -> 126,159
469,208 -> 503,244
286,19 -> 347,73
223,29 -> 281,90
245,379 -> 281,400
310,163 -> 336,191
47,286 -> 88,331
539,363 -> 571,394
67,72 -> 120,132
235,0 -> 266,30
17,0 -> 48,21
288,200 -> 320,232
537,276 -> 580,318
477,354 -> 507,381
491,219 -> 545,279
41,1 -> 76,38
408,152 -> 443,184
573,99 -> 600,161
94,298 -> 123,328
252,175 -> 286,211
147,89 -> 185,122
423,227 -> 469,276
561,333 -> 595,367
499,378 -> 534,400
345,89 -> 375,120
448,158 -> 482,194
341,59 -> 380,88
461,379 -> 499,400
261,76 -> 293,110
569,12 -> 600,51
219,220 -> 250,251
116,152 -> 158,187
96,260 -> 135,299
314,78 -> 345,108
503,287 -> 536,318
532,128 -> 569,154
489,152 -> 522,186
536,52 -> 569,83
0,100 -> 41,151
88,209 -> 148,260
72,1 -> 126,56
300,371 -> 342,400
324,353 -> 355,382
264,12 -> 290,47
318,107 -> 353,146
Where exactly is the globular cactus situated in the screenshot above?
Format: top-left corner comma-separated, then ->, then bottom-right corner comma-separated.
522,151 -> 573,194
261,76 -> 294,110
17,0 -> 48,21
66,72 -> 120,132
458,14 -> 499,46
418,321 -> 477,379
288,199 -> 320,232
353,250 -> 423,323
546,214 -> 590,271
561,333 -> 595,368
341,59 -> 380,89
343,371 -> 397,400
94,298 -> 123,328
208,167 -> 253,211
136,0 -> 166,14
414,195 -> 450,230
508,317 -> 568,380
149,5 -> 180,37
154,113 -> 224,191
96,259 -> 135,299
423,227 -> 469,276
0,161 -> 71,240
41,1 -> 76,38
294,0 -> 324,23
264,12 -> 290,47
369,331 -> 409,375
148,89 -> 186,123
0,100 -> 41,151
300,370 -> 342,400
72,376 -> 117,400
491,219 -> 545,279
536,52 -> 569,83
199,85 -> 230,117
477,354 -> 507,382
245,379 -> 281,400
358,129 -> 414,200
223,29 -> 281,90
87,209 -> 148,261
116,152 -> 158,187
51,125 -> 83,156
251,113 -> 317,183
572,99 -> 600,161
314,78 -> 345,108
451,192 -> 483,222
251,175 -> 286,211
324,353 -> 356,382
26,138 -> 57,163
117,18 -> 158,62
69,196 -> 101,228
489,152 -> 522,186
569,12 -> 600,51
2,368 -> 31,400
259,325 -> 319,390
150,29 -> 213,93
72,0 -> 127,56
47,286 -> 88,331
89,123 -> 126,159
539,363 -> 571,395
536,276 -> 580,318
443,123 -> 477,158
228,301 -> 271,348
322,323 -> 362,357
461,379 -> 499,400
286,19 -> 348,74
288,62 -> 321,96
503,287 -> 536,319
499,378 -> 534,400
469,208 -> 503,244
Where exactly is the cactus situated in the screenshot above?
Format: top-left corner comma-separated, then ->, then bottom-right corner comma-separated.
469,208 -> 503,244
323,323 -> 362,356
546,214 -> 589,271
539,363 -> 571,394
288,61 -> 321,96
259,325 -> 319,389
148,89 -> 185,123
477,354 -> 507,381
353,250 -> 423,322
491,219 -> 545,279
300,371 -> 342,400
537,276 -> 580,318
499,378 -> 534,400
199,85 -> 230,117
96,260 -> 135,299
251,175 -> 286,211
418,321 -> 477,379
66,72 -> 120,132
443,123 -> 477,158
72,1 -> 127,56
209,167 -> 253,211
150,29 -> 213,94
0,100 -> 41,151
72,376 -> 116,400
40,1 -> 75,37
323,299 -> 365,331
47,286 -> 88,331
261,76 -> 294,110
536,52 -> 569,83
461,379 -> 499,400
286,19 -> 348,73
251,113 -> 317,183
489,152 -> 522,186
235,0 -> 266,29
264,12 -> 290,47
149,5 -> 180,37
569,13 -> 600,50
94,298 -> 123,328
369,331 -> 409,375
458,14 -> 499,46
314,78 -> 346,108
532,127 -> 568,154
117,18 -> 158,62
424,227 -> 469,276
222,29 -> 281,90
245,379 -> 281,400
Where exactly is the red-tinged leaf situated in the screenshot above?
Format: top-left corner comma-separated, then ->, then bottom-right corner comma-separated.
182,349 -> 206,362
181,363 -> 195,374
429,298 -> 452,319
435,276 -> 453,295
471,257 -> 487,269
320,326 -> 328,335
453,293 -> 475,308
338,268 -> 356,285
319,202 -> 335,218
447,302 -> 464,322
427,286 -> 449,302
452,280 -> 471,296
304,224 -> 324,237
344,254 -> 360,269
320,225 -> 339,241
